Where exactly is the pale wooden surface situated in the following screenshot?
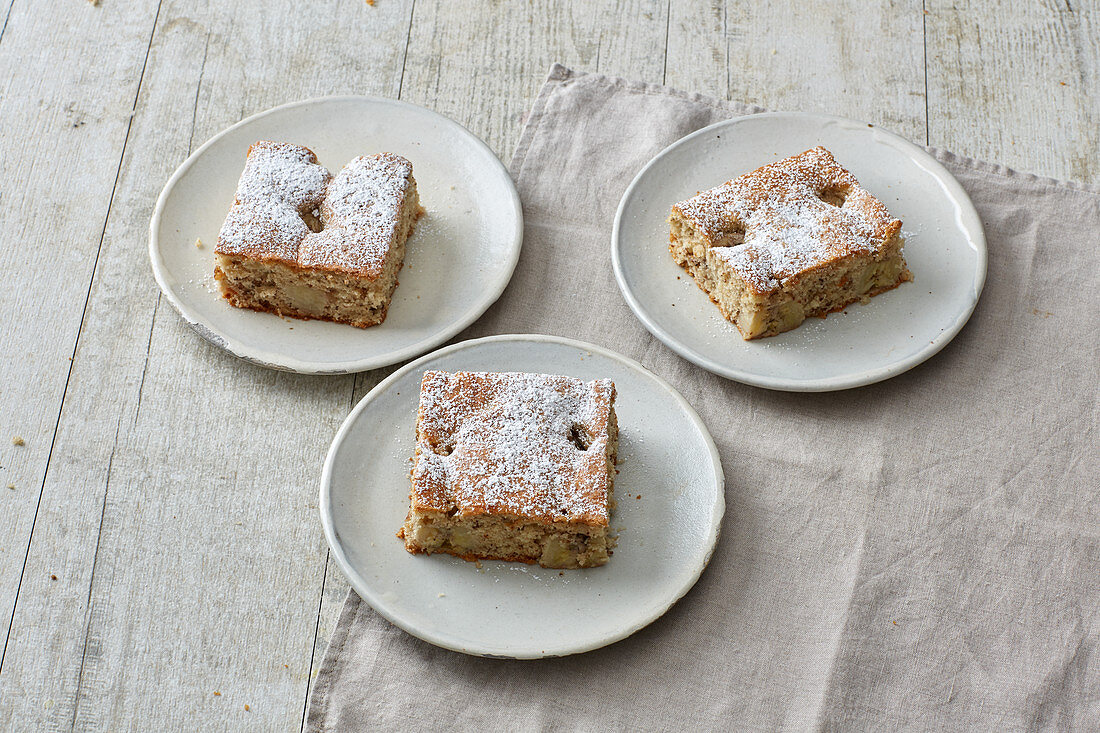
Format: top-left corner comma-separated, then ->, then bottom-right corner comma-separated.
0,1 -> 1094,730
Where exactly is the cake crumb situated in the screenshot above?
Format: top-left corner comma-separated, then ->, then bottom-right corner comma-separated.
213,691 -> 221,696
635,494 -> 642,500
194,237 -> 204,249
7,483 -> 14,490
365,0 -> 374,5
87,0 -> 99,6
50,574 -> 58,580
437,592 -> 445,598
244,704 -> 251,712
12,436 -> 24,446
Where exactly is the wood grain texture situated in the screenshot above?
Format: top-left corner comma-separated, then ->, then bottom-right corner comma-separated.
0,0 -> 163,714
926,0 -> 1099,181
0,0 -> 412,729
400,0 -> 668,158
0,1 -> 1097,730
665,0 -> 728,97
670,0 -> 928,143
301,368 -> 385,713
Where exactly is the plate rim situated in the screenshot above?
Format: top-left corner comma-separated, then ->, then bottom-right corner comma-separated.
611,111 -> 989,392
148,94 -> 523,374
318,333 -> 726,658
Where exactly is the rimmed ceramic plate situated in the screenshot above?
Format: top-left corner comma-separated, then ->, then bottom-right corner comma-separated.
319,334 -> 724,658
150,96 -> 522,374
612,112 -> 987,391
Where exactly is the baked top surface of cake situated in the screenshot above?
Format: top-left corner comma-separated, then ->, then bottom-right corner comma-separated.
673,146 -> 902,293
298,152 -> 415,274
216,141 -> 331,263
411,370 -> 615,526
216,141 -> 415,278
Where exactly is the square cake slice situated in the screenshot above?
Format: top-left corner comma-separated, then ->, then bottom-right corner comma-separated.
669,146 -> 912,339
399,370 -> 619,569
214,141 -> 422,328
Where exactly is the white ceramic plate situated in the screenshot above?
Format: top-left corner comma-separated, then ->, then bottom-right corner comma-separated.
150,96 -> 522,373
612,112 -> 987,391
319,334 -> 724,658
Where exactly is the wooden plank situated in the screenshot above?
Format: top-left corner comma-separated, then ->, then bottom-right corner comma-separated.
0,0 -> 413,729
0,0 -> 163,707
926,0 -> 1099,181
300,369 -> 374,715
398,0 -> 669,158
667,1 -> 927,143
590,0 -> 670,79
665,0 -> 728,97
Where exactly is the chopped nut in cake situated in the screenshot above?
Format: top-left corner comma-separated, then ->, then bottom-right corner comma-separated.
669,146 -> 912,339
399,370 -> 618,569
214,141 -> 422,328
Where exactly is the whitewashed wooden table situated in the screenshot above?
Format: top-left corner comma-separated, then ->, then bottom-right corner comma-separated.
1,2 -> 1095,729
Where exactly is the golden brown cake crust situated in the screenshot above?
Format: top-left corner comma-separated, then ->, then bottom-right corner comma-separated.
410,371 -> 616,527
672,146 -> 903,295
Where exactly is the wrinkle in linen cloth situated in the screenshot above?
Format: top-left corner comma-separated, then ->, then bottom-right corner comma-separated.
308,65 -> 1100,731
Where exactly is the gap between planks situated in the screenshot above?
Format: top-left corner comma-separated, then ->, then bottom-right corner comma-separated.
0,0 -> 165,680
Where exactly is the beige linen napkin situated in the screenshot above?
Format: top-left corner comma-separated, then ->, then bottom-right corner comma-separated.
308,64 -> 1100,730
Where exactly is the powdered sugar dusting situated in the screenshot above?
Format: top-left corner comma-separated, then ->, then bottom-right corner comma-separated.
217,141 -> 331,261
299,153 -> 414,273
411,371 -> 616,525
674,147 -> 901,293
215,142 -> 415,275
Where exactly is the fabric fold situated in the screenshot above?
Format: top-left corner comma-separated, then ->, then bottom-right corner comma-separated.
308,64 -> 1100,731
